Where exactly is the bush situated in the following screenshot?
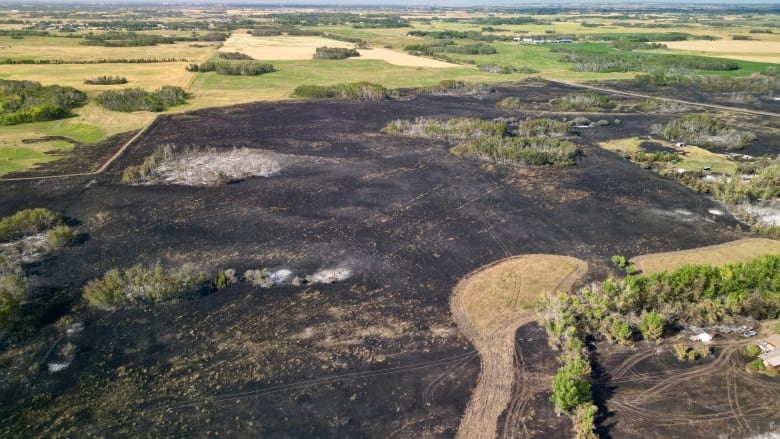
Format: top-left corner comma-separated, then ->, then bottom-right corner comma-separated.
661,113 -> 756,150
640,311 -> 664,343
0,208 -> 62,242
82,263 -> 208,307
0,273 -> 25,327
559,93 -> 615,111
496,97 -> 523,109
45,225 -> 77,248
95,86 -> 189,112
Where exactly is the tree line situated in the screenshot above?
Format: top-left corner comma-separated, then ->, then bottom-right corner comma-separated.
95,86 -> 189,112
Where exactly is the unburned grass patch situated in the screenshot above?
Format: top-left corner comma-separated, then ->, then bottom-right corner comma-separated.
632,238 -> 780,275
458,255 -> 587,336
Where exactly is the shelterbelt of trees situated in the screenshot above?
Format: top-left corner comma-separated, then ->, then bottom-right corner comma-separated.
0,80 -> 87,125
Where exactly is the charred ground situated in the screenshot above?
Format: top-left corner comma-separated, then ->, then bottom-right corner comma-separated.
0,81 -> 770,438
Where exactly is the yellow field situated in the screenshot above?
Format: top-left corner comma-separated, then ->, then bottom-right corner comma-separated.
459,255 -> 587,336
632,238 -> 780,275
664,40 -> 780,64
220,33 -> 458,68
597,138 -> 738,174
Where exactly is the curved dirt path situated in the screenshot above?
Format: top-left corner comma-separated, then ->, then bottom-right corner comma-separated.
451,255 -> 587,439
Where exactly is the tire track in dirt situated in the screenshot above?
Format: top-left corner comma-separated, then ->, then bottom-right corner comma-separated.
451,255 -> 587,439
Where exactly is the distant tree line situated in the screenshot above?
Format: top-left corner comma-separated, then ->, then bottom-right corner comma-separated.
0,79 -> 87,125
478,64 -> 538,74
0,57 -> 188,65
80,31 -> 228,47
261,12 -> 410,28
406,29 -> 514,43
218,51 -> 254,60
95,86 -> 189,112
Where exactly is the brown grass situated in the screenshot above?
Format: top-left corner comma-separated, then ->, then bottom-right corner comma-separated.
459,254 -> 586,336
632,238 -> 780,275
664,40 -> 780,64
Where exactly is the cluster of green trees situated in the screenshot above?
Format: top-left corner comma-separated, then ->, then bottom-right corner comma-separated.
538,292 -> 598,438
82,263 -> 209,307
382,117 -> 578,167
187,60 -> 274,76
95,86 -> 189,112
292,82 -> 387,101
553,46 -> 740,73
558,93 -> 616,111
637,72 -> 780,93
515,118 -> 573,137
313,46 -> 360,60
602,255 -> 780,324
121,145 -> 165,184
657,113 -> 756,150
716,164 -> 780,203
0,79 -> 87,125
84,75 -> 128,85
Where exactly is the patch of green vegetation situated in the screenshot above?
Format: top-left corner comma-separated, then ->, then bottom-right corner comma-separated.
558,92 -> 615,111
313,46 -> 360,59
292,82 -> 386,100
188,60 -> 274,76
383,117 -> 578,167
0,208 -> 62,242
84,75 -> 128,85
82,263 -> 209,307
656,113 -> 756,150
49,123 -> 105,143
95,86 -> 189,112
0,79 -> 87,125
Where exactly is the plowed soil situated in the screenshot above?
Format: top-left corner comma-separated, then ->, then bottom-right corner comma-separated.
0,80 -> 773,438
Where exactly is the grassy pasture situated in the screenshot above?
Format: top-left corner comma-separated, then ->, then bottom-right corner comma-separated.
459,255 -> 587,336
632,238 -> 780,275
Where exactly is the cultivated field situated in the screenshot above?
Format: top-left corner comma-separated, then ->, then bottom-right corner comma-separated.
664,40 -> 780,64
632,237 -> 780,275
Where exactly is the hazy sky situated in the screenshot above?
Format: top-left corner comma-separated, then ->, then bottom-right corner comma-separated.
6,0 -> 780,4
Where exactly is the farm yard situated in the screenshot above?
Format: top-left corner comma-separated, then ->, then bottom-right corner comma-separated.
1,3 -> 780,438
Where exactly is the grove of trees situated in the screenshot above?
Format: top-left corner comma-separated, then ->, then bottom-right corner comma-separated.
0,79 -> 87,125
95,86 -> 189,112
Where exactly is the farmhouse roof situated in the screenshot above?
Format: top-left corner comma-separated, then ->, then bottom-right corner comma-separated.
761,350 -> 780,368
762,334 -> 780,351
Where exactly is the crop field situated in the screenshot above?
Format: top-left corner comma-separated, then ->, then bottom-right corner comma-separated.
664,40 -> 780,64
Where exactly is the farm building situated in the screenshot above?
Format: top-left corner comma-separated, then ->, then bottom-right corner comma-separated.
758,334 -> 780,369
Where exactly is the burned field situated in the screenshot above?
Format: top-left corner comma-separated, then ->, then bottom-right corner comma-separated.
0,81 -> 772,437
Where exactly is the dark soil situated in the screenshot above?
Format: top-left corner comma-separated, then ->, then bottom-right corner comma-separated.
0,81 -> 765,438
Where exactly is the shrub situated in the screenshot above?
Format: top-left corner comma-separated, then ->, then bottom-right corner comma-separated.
0,208 -> 62,242
660,113 -> 756,150
0,274 -> 25,327
496,97 -> 523,109
82,263 -> 208,307
640,311 -> 664,343
559,93 -> 615,111
45,225 -> 77,248
194,60 -> 274,76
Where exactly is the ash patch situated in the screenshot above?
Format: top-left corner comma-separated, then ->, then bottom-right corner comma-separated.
154,146 -> 284,186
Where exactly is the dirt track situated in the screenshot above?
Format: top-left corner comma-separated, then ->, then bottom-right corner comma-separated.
451,255 -> 587,439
